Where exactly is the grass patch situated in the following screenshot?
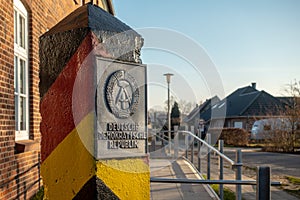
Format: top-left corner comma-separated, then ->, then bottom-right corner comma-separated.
30,187 -> 44,200
284,189 -> 300,199
243,165 -> 257,172
202,175 -> 236,200
211,184 -> 236,200
247,143 -> 264,148
286,176 -> 300,185
281,176 -> 300,198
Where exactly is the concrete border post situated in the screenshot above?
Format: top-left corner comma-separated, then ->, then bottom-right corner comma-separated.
39,4 -> 149,199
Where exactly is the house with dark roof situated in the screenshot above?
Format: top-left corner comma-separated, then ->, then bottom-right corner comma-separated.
183,95 -> 220,128
221,83 -> 284,130
186,83 -> 286,132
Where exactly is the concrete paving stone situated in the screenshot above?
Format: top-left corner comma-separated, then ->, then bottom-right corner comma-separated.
150,158 -> 217,200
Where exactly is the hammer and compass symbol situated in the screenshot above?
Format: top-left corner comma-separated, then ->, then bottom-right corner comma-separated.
105,70 -> 139,118
116,79 -> 131,110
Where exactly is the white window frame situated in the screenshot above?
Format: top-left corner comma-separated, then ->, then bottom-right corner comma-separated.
14,0 -> 29,141
234,121 -> 243,129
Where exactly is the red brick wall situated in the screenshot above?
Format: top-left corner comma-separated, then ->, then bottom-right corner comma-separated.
0,151 -> 40,199
0,1 -> 112,199
225,117 -> 265,131
0,0 -> 16,198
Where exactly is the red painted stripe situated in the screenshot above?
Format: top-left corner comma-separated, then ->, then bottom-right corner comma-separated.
40,32 -> 98,162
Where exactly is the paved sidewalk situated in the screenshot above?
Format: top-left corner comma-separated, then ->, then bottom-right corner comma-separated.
150,158 -> 218,200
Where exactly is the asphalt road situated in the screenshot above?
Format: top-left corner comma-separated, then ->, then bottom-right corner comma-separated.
223,148 -> 300,177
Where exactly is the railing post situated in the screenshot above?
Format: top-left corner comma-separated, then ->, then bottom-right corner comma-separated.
38,152 -> 41,190
256,166 -> 271,200
235,149 -> 242,200
150,131 -> 156,152
185,126 -> 188,159
198,129 -> 201,172
159,129 -> 164,148
219,140 -> 224,200
207,133 -> 211,180
191,126 -> 194,164
174,126 -> 179,158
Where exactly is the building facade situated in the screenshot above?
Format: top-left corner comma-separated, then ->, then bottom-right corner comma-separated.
0,1 -> 113,199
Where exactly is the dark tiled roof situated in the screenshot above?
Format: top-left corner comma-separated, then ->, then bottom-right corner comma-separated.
199,85 -> 285,121
243,91 -> 284,116
184,106 -> 200,122
225,86 -> 284,117
198,96 -> 221,121
184,96 -> 220,122
225,86 -> 260,116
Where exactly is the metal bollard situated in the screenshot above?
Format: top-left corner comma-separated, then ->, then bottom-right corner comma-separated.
256,166 -> 270,200
235,149 -> 242,200
207,133 -> 211,180
219,140 -> 224,200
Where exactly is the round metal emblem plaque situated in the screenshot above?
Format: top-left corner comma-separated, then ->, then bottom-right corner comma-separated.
105,70 -> 139,118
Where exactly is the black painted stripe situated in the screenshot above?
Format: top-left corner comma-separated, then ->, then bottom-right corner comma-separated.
39,28 -> 89,99
73,176 -> 120,200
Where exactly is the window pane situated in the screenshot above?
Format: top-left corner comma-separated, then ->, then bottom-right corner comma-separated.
19,15 -> 25,48
14,56 -> 18,92
14,0 -> 29,140
14,10 -> 18,44
20,97 -> 26,130
15,95 -> 18,130
20,59 -> 26,94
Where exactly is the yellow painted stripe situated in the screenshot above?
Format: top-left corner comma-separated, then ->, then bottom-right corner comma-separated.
41,112 -> 95,200
96,158 -> 150,200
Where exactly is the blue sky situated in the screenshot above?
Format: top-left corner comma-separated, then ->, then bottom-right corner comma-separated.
113,0 -> 300,110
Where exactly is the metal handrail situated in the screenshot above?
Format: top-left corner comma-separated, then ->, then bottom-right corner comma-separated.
148,129 -> 170,145
149,129 -> 234,165
150,177 -> 281,186
148,127 -> 279,200
178,129 -> 244,200
151,177 -> 256,185
179,130 -> 235,166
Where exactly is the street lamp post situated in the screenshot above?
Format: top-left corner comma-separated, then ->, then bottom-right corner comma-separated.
164,73 -> 174,155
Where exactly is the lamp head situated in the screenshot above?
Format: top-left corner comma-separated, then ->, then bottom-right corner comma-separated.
163,73 -> 174,84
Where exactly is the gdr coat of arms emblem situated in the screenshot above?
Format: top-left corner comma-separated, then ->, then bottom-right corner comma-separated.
105,70 -> 139,118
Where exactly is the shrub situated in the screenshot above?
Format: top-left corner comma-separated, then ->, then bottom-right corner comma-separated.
30,187 -> 44,200
209,128 -> 249,146
264,129 -> 300,152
